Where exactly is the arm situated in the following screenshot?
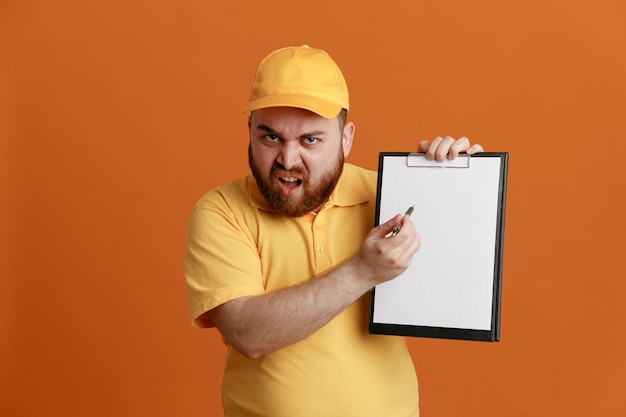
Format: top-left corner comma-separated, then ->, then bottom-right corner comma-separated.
209,213 -> 420,359
210,136 -> 480,358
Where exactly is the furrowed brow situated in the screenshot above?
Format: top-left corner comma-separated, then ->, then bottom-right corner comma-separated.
256,124 -> 278,135
299,130 -> 325,139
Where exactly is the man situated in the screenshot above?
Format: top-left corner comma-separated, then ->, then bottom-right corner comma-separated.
184,45 -> 483,417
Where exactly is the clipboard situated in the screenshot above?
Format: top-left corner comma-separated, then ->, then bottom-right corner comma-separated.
369,152 -> 508,342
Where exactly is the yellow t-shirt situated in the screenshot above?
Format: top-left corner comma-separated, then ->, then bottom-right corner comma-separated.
184,163 -> 419,417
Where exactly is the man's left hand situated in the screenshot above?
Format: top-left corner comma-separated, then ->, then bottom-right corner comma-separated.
418,136 -> 483,162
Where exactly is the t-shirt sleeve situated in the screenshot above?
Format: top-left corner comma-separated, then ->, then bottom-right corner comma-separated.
184,191 -> 266,328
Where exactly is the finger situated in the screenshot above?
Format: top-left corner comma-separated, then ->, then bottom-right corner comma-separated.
434,136 -> 456,162
401,219 -> 421,253
377,213 -> 404,237
418,140 -> 430,153
466,143 -> 484,154
391,218 -> 421,260
424,137 -> 443,161
394,215 -> 415,237
448,136 -> 471,160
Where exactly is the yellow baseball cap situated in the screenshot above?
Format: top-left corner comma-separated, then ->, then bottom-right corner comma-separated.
242,45 -> 349,119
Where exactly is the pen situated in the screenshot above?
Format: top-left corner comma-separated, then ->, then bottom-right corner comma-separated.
391,205 -> 415,237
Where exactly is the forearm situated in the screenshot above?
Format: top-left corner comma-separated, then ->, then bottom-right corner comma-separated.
209,261 -> 371,359
209,214 -> 419,359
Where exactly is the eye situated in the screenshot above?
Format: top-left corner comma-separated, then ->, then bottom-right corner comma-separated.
303,137 -> 318,145
264,134 -> 280,142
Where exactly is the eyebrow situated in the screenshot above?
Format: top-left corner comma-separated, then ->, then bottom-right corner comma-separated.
256,124 -> 327,140
256,124 -> 277,135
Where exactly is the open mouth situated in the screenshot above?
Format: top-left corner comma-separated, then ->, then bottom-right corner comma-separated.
279,176 -> 302,184
278,175 -> 303,195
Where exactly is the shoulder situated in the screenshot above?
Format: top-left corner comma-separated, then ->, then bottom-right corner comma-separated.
342,163 -> 378,195
330,164 -> 378,208
194,175 -> 249,209
343,163 -> 377,184
187,175 -> 256,234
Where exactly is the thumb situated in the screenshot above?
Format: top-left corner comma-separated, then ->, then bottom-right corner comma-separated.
376,213 -> 404,237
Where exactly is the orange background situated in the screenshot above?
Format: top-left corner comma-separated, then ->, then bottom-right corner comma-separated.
2,1 -> 625,416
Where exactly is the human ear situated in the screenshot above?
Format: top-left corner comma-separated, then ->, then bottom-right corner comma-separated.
342,122 -> 355,157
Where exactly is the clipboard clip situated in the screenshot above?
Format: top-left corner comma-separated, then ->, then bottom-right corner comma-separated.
407,153 -> 471,168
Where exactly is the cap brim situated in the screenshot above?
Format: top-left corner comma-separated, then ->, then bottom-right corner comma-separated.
242,94 -> 345,119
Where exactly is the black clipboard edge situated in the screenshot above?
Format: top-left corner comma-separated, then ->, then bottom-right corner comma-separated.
369,320 -> 498,342
370,152 -> 508,343
491,152 -> 509,342
373,152 -> 407,227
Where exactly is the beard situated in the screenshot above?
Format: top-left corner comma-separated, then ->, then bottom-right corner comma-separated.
248,145 -> 344,217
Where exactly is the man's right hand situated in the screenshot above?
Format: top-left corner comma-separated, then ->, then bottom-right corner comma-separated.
349,213 -> 421,288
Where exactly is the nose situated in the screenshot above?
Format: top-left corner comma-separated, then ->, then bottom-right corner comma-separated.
277,141 -> 302,170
